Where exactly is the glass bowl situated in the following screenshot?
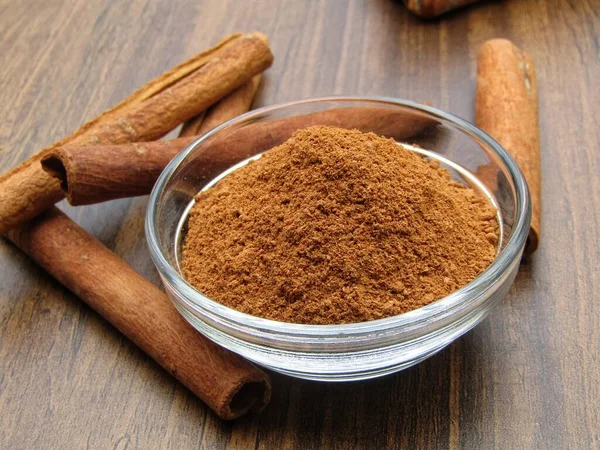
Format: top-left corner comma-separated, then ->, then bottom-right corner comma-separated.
146,97 -> 531,381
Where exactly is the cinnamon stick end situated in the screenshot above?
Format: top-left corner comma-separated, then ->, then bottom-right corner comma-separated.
524,227 -> 540,256
219,373 -> 271,420
41,154 -> 72,202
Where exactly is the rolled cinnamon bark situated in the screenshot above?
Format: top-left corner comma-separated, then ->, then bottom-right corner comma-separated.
476,39 -> 541,254
180,75 -> 262,137
7,208 -> 271,420
403,0 -> 483,18
43,106 -> 436,205
0,32 -> 273,235
42,138 -> 196,205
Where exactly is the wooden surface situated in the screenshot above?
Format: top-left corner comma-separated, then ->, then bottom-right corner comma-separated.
0,0 -> 598,448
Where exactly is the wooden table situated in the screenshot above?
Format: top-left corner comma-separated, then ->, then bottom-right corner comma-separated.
1,0 -> 598,448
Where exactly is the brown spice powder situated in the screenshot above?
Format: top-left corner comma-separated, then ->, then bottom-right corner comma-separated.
182,126 -> 499,324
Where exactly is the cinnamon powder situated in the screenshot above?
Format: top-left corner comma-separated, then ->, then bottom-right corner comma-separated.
182,126 -> 498,324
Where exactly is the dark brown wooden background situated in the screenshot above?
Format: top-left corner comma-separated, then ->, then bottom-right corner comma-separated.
1,0 -> 598,448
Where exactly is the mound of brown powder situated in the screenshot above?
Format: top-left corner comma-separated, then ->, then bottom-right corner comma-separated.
182,126 -> 499,324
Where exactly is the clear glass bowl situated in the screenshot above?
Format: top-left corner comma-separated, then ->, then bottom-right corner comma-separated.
146,97 -> 531,381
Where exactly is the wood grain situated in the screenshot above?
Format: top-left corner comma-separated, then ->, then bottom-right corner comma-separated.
1,0 -> 599,448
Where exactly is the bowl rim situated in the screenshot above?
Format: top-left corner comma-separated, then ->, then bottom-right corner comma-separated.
146,95 -> 531,336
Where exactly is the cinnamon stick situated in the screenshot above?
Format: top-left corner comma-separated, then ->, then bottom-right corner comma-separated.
180,75 -> 262,137
0,32 -> 273,235
7,207 -> 271,420
476,39 -> 541,254
403,0 -> 483,17
42,106 -> 436,205
42,138 -> 196,205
